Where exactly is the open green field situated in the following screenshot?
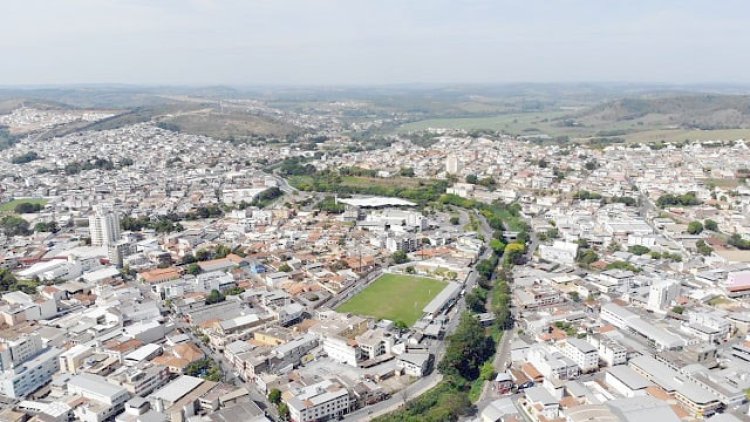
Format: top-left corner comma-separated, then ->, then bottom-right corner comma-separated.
0,198 -> 48,213
336,274 -> 447,326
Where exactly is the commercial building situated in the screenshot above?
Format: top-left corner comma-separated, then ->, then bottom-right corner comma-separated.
68,373 -> 131,422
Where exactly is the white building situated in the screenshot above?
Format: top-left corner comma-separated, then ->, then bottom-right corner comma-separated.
647,279 -> 680,313
0,347 -> 61,398
559,338 -> 599,373
539,241 -> 578,265
0,333 -> 44,371
322,336 -> 359,367
446,154 -> 460,175
605,365 -> 652,398
286,379 -> 351,422
89,205 -> 121,246
68,373 -> 131,422
526,344 -> 579,380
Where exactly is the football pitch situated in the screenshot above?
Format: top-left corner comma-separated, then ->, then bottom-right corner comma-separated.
336,273 -> 447,326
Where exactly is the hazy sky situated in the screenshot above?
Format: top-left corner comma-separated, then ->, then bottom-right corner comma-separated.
2,0 -> 749,86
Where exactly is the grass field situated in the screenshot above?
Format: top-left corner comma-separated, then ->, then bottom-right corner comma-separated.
336,274 -> 447,326
0,198 -> 48,213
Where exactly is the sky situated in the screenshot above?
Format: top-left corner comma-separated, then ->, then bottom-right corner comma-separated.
2,0 -> 749,86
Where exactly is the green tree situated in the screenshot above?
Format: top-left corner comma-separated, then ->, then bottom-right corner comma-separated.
278,263 -> 292,272
278,403 -> 290,421
186,263 -> 202,275
205,289 -> 225,305
696,239 -> 714,256
704,219 -> 719,232
393,320 -> 409,331
268,388 -> 282,405
687,221 -> 704,235
465,174 -> 478,184
628,245 -> 651,255
195,249 -> 211,261
399,167 -> 415,177
34,221 -> 59,233
489,239 -> 506,255
671,305 -> 685,315
214,244 -> 232,259
437,312 -> 494,380
180,254 -> 197,265
391,250 -> 409,265
503,243 -> 525,265
449,216 -> 460,225
14,202 -> 43,213
0,215 -> 31,236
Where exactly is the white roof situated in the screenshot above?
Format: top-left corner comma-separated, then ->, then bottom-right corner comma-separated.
337,197 -> 416,208
150,375 -> 204,404
82,266 -> 120,282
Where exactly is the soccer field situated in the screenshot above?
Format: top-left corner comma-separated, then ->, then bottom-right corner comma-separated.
336,273 -> 447,326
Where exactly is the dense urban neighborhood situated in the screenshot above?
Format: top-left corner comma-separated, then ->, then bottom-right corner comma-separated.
1,94 -> 750,422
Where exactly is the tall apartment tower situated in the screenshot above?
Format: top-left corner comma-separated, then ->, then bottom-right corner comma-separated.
89,205 -> 121,246
446,154 -> 460,175
647,279 -> 680,313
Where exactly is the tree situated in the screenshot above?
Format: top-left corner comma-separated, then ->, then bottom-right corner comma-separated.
195,249 -> 211,261
399,167 -> 415,177
34,221 -> 59,233
671,305 -> 685,315
405,266 -> 416,274
628,245 -> 651,256
277,403 -> 290,421
437,312 -> 494,380
576,249 -> 599,267
449,216 -> 460,225
394,320 -> 409,331
704,219 -> 719,232
10,151 -> 40,164
14,202 -> 43,213
278,263 -> 292,272
696,239 -> 714,256
478,177 -> 496,189
214,244 -> 232,259
180,254 -> 197,265
465,174 -> 478,184
607,241 -> 622,253
186,263 -> 202,275
268,388 -> 282,405
489,238 -> 506,255
391,250 -> 409,265
205,289 -> 225,305
728,233 -> 750,250
0,215 -> 31,237
503,243 -> 525,265
465,289 -> 487,313
480,361 -> 496,382
687,221 -> 704,235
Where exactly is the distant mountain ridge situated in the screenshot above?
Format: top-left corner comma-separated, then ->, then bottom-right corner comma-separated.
570,94 -> 750,130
